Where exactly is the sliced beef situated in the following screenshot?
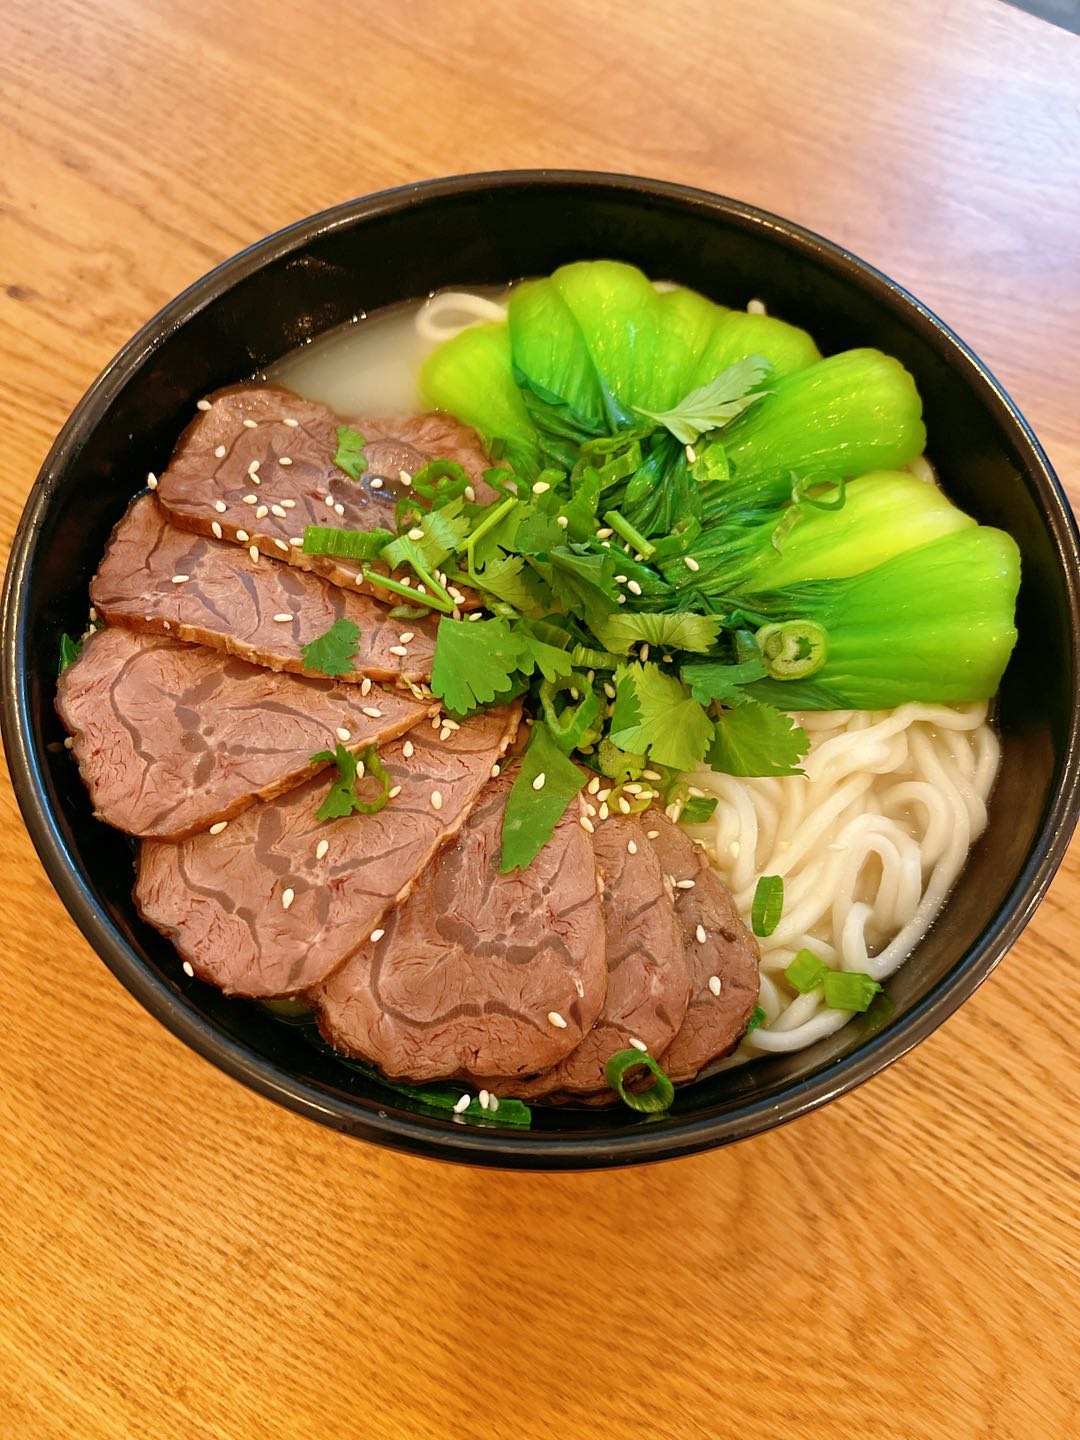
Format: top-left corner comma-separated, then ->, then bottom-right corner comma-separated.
135,704 -> 520,996
90,495 -> 437,683
154,385 -> 494,600
644,812 -> 760,1083
312,772 -> 607,1083
56,628 -> 432,841
493,815 -> 691,1099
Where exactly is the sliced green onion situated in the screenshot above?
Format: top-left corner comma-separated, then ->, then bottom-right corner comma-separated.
302,525 -> 394,560
362,568 -> 455,614
746,1004 -> 767,1033
756,619 -> 828,680
751,875 -> 784,937
784,948 -> 828,993
602,508 -> 656,560
679,795 -> 718,825
570,643 -> 621,671
455,494 -> 519,555
823,971 -> 882,1012
604,1049 -> 675,1113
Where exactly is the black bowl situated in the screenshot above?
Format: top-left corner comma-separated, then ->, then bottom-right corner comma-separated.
4,172 -> 1078,1169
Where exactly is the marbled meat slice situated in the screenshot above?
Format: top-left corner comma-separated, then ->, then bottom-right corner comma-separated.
644,812 -> 760,1083
56,628 -> 432,841
492,815 -> 691,1099
312,772 -> 608,1083
134,704 -> 520,996
154,385 -> 495,600
90,495 -> 438,683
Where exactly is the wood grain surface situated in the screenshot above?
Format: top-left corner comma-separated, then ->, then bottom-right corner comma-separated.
1,2 -> 1078,1436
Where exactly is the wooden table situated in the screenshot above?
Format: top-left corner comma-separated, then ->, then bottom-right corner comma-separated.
2,2 -> 1077,1435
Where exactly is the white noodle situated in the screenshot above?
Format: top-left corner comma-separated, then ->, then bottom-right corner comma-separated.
414,291 -> 508,345
687,702 -> 999,1057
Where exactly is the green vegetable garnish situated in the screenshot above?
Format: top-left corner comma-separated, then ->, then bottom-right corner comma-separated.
310,743 -> 392,821
784,949 -> 829,993
746,1005 -> 767,1033
635,355 -> 771,445
500,721 -> 586,873
751,875 -> 784,937
58,633 -> 83,674
302,525 -> 394,560
609,663 -> 715,773
755,619 -> 828,681
335,1052 -> 532,1127
678,795 -> 718,826
333,425 -> 368,481
823,971 -> 882,1012
604,1048 -> 676,1113
299,618 -> 361,677
709,701 -> 808,778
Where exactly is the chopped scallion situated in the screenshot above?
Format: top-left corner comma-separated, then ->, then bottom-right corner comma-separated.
784,948 -> 829,993
823,971 -> 882,1012
751,875 -> 784,937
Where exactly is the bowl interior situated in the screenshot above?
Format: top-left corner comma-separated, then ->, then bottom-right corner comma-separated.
5,174 -> 1078,1167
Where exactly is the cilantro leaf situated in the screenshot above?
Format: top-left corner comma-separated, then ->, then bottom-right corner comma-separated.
679,795 -> 718,825
593,611 -> 723,656
333,425 -> 368,481
430,618 -> 529,714
300,618 -> 361,677
681,656 -> 767,704
609,663 -> 714,772
472,554 -> 544,613
542,548 -> 620,631
708,699 -> 808,777
382,499 -> 469,572
310,744 -> 391,820
515,623 -> 574,684
500,722 -> 586,872
635,356 -> 772,445
58,632 -> 83,675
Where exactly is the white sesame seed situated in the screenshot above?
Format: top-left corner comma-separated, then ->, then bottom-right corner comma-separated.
403,739 -> 414,758
279,456 -> 293,466
683,555 -> 701,572
399,470 -> 412,486
556,515 -> 568,528
270,503 -> 287,518
248,459 -> 261,474
289,536 -> 303,547
647,829 -> 659,839
323,494 -> 335,510
627,579 -> 642,596
532,772 -> 546,791
627,839 -> 637,854
642,770 -> 661,781
464,485 -> 476,502
686,444 -> 697,463
197,399 -> 212,411
282,887 -> 295,910
147,472 -> 158,490
282,499 -> 296,509
272,613 -> 293,623
580,815 -> 595,833
370,928 -> 385,942
430,791 -> 443,810
214,444 -> 226,458
708,975 -> 723,997
336,727 -> 351,742
387,645 -> 408,657
335,503 -> 345,517
316,839 -> 329,860
586,803 -> 597,817
242,494 -> 257,505
490,762 -> 500,777
614,574 -> 628,584
548,1011 -> 568,1029
618,797 -> 631,815
398,631 -> 415,644
249,545 -> 259,563
407,527 -> 424,540
587,776 -> 601,795
362,706 -> 382,718
170,574 -> 189,584
214,500 -> 227,513
599,802 -> 610,821
182,960 -> 195,977
596,527 -> 613,539
603,682 -> 617,700
273,538 -> 289,552
639,644 -> 649,662
574,977 -> 585,998
597,789 -> 611,802
453,1092 -> 471,1113
439,726 -> 452,741
676,878 -> 696,890
208,820 -> 227,834
388,785 -> 402,798
532,480 -> 550,494
360,678 -> 372,696
430,714 -> 442,729
630,1037 -> 648,1052
283,417 -> 299,427
211,521 -> 223,539
369,477 -> 383,490
162,621 -> 171,631
236,528 -> 249,543
696,924 -> 708,944
255,505 -> 269,519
